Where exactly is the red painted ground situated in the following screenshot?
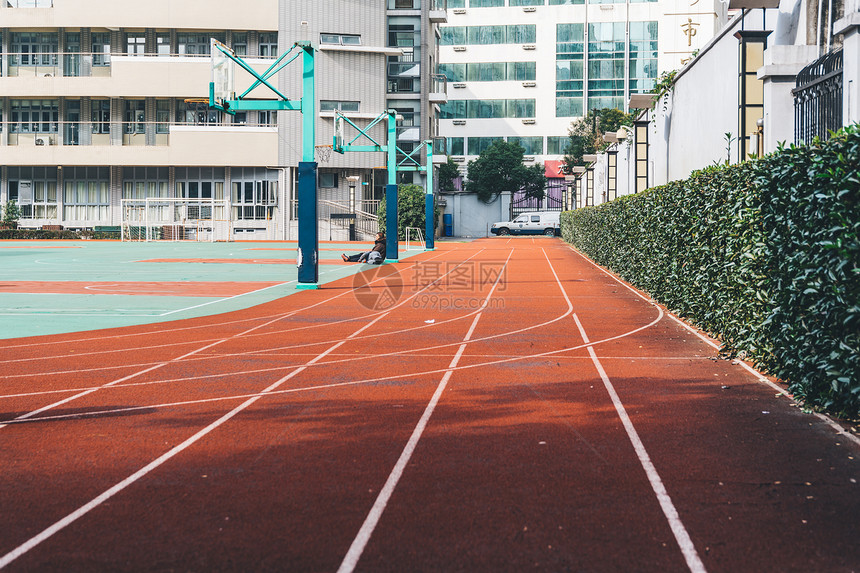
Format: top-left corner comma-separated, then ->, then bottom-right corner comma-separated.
0,238 -> 857,573
0,281 -> 282,297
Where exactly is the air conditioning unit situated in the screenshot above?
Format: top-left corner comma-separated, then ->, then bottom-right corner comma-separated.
523,45 -> 536,50
453,83 -> 466,89
522,82 -> 537,88
453,46 -> 467,52
35,136 -> 49,146
452,120 -> 466,126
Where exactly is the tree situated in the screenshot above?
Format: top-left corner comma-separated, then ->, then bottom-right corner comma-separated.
377,183 -> 440,240
562,108 -> 637,172
465,140 -> 546,204
2,200 -> 21,227
437,156 -> 461,194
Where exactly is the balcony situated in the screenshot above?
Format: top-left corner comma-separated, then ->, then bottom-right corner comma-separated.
0,0 -> 277,30
0,53 -> 276,99
1,121 -> 278,167
429,74 -> 448,104
429,0 -> 448,23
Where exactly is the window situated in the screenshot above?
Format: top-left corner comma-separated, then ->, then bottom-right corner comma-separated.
124,100 -> 145,134
63,167 -> 110,221
389,25 -> 416,48
547,136 -> 569,155
629,22 -> 658,93
258,110 -> 276,126
232,168 -> 278,220
10,100 -> 58,134
91,100 -> 110,134
438,63 -> 465,82
177,33 -> 211,55
319,173 -> 337,188
259,33 -> 278,57
156,100 -> 170,134
511,0 -> 544,4
587,22 -> 626,110
440,27 -> 466,46
126,34 -> 145,56
446,137 -> 465,155
507,25 -> 536,44
507,136 -> 543,155
394,0 -> 415,7
232,32 -> 248,56
176,167 -> 225,200
123,167 -> 169,201
320,34 -> 361,46
556,23 -> 584,118
91,33 -> 111,66
11,32 -> 58,66
467,137 -> 502,156
468,26 -> 504,45
549,0 -> 584,3
177,100 -> 221,125
470,0 -> 503,6
156,33 -> 171,56
320,101 -> 360,112
8,167 -> 58,220
508,61 -> 536,81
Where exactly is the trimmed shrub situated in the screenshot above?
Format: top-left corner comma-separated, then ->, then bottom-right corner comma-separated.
562,125 -> 859,418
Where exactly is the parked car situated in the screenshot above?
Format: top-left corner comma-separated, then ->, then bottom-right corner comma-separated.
490,211 -> 561,236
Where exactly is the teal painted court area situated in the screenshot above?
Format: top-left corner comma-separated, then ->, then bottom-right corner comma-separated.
0,240 -> 420,340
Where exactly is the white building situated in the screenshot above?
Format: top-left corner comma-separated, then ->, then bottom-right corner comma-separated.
436,0 -> 728,177
0,0 -> 445,240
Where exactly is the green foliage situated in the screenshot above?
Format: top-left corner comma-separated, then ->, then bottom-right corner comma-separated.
465,140 -> 546,204
563,108 -> 636,171
377,183 -> 440,241
437,156 -> 461,194
0,228 -> 99,240
2,200 -> 21,224
561,125 -> 860,418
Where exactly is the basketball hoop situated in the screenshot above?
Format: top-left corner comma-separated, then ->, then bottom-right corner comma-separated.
315,144 -> 333,163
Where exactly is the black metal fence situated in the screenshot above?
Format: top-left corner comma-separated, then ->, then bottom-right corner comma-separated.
793,49 -> 843,144
511,179 -> 564,218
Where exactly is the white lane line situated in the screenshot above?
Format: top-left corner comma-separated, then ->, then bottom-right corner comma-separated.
571,313 -> 707,573
0,251 -> 459,365
336,249 -> 513,573
0,311 -> 389,571
567,245 -> 860,449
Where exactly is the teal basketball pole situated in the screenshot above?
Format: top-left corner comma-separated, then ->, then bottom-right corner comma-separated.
209,40 -> 320,288
332,111 -> 435,259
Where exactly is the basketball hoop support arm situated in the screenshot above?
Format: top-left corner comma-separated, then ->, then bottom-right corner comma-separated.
333,112 -> 435,255
209,40 -> 319,287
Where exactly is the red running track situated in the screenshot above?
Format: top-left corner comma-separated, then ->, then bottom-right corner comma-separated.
0,238 -> 857,572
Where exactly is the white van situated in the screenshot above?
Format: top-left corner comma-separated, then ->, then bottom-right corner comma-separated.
490,211 -> 561,236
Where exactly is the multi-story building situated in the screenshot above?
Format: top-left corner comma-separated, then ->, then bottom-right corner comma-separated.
0,0 -> 445,240
436,0 -> 727,188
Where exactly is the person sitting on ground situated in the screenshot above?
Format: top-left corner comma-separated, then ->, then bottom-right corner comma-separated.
342,232 -> 386,264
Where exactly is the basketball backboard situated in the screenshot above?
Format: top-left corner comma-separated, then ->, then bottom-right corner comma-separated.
333,113 -> 345,154
211,39 -> 235,110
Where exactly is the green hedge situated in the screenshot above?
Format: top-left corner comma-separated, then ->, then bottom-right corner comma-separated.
0,229 -> 119,240
562,125 -> 859,418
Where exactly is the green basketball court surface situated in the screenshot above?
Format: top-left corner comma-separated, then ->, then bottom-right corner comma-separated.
0,240 -> 420,340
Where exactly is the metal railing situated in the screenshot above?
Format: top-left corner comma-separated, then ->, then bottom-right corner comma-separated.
793,49 -> 843,144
